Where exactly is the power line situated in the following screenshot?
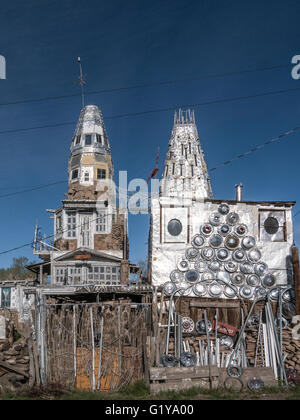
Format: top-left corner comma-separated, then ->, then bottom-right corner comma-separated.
0,63 -> 290,109
0,119 -> 299,256
0,117 -> 299,199
2,85 -> 300,137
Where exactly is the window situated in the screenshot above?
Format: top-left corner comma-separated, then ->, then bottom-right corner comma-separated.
75,135 -> 81,145
85,134 -> 92,146
67,211 -> 77,238
88,265 -> 120,285
55,268 -> 66,284
72,169 -> 79,180
84,172 -> 90,182
97,169 -> 106,180
167,219 -> 182,236
259,211 -> 286,242
96,211 -> 107,233
56,214 -> 62,234
96,134 -> 102,144
67,267 -> 82,284
1,288 -> 11,308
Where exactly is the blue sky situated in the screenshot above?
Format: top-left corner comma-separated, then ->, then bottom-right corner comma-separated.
0,0 -> 300,268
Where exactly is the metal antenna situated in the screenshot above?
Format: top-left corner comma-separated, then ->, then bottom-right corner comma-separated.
77,57 -> 86,108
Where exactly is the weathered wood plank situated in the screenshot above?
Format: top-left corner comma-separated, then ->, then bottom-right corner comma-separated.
190,301 -> 241,309
0,360 -> 29,379
150,365 -> 219,381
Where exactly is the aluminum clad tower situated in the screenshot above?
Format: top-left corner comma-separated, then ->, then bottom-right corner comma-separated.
68,105 -> 114,201
161,109 -> 213,199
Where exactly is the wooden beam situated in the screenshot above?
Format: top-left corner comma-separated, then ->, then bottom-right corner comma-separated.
189,301 -> 240,309
0,360 -> 29,379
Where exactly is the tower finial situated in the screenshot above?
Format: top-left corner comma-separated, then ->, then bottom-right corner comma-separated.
77,57 -> 86,108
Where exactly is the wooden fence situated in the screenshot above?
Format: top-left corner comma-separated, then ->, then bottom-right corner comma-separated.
42,302 -> 151,391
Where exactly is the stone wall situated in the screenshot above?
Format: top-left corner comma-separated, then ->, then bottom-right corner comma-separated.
0,318 -> 30,393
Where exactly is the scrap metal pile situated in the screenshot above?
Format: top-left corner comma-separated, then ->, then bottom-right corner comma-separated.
160,289 -> 299,390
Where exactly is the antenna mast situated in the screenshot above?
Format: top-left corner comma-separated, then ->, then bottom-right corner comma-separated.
77,57 -> 86,108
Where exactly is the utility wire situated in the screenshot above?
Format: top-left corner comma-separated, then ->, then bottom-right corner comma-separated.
0,118 -> 299,199
2,85 -> 300,137
0,63 -> 290,109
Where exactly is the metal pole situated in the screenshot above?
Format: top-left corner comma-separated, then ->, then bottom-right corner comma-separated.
96,315 -> 104,391
204,309 -> 213,390
90,307 -> 95,391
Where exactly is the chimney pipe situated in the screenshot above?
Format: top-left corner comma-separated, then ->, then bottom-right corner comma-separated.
235,184 -> 243,202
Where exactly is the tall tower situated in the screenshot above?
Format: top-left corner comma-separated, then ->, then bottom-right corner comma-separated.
68,105 -> 114,201
33,102 -> 130,287
161,109 -> 213,200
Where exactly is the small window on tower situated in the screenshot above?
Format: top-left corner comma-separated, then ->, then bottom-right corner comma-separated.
85,134 -> 92,146
72,169 -> 79,180
75,135 -> 81,145
97,169 -> 106,179
96,134 -> 102,144
84,172 -> 90,182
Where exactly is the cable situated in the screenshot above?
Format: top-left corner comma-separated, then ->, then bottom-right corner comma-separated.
1,117 -> 299,200
0,63 -> 290,109
2,85 -> 300,136
0,120 -> 299,256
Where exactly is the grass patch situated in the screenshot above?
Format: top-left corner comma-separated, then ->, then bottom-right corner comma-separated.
0,381 -> 300,400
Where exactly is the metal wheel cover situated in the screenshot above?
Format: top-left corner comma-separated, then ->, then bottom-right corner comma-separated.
240,262 -> 254,274
209,212 -> 222,226
217,271 -> 231,284
186,247 -> 199,261
216,247 -> 230,261
226,212 -> 239,226
282,303 -> 296,319
200,224 -> 214,236
268,287 -> 279,301
185,270 -> 200,284
242,236 -> 256,250
254,263 -> 268,277
181,317 -> 195,333
161,354 -> 178,368
224,377 -> 243,392
218,224 -> 231,236
193,283 -> 207,297
176,281 -> 191,295
194,261 -> 208,272
201,271 -> 215,283
201,247 -> 215,261
177,260 -> 189,272
233,248 -> 247,262
218,203 -> 230,215
163,282 -> 176,296
235,224 -> 248,236
248,248 -> 262,263
195,319 -> 212,334
208,260 -> 222,272
232,273 -> 245,286
225,234 -> 240,250
208,283 -> 223,297
227,365 -> 243,378
239,286 -> 254,299
170,270 -> 184,283
192,234 -> 205,248
247,377 -> 264,391
255,287 -> 267,299
282,288 -> 294,303
209,234 -> 223,248
224,285 -> 237,298
246,274 -> 260,287
180,352 -> 196,367
224,261 -> 238,273
220,335 -> 234,349
262,274 -> 276,288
